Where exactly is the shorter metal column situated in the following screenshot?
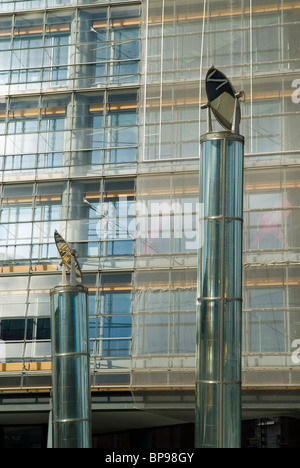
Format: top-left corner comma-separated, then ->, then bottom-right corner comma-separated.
195,131 -> 244,448
50,235 -> 91,449
51,282 -> 91,448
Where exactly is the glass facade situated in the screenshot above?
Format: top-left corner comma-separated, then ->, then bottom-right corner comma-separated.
134,0 -> 300,392
0,0 -> 299,404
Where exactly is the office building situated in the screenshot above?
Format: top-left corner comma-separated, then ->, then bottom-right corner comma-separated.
0,0 -> 300,448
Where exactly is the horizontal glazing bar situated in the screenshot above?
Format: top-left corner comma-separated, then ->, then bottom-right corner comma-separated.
196,380 -> 242,385
202,216 -> 243,222
197,298 -> 243,301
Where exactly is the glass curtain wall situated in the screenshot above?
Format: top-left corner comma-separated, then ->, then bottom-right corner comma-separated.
0,88 -> 138,182
0,0 -> 135,13
131,269 -> 197,389
1,0 -> 300,394
0,1 -> 140,391
0,270 -> 134,390
0,178 -> 135,270
131,172 -> 199,388
0,6 -> 139,94
134,0 -> 300,391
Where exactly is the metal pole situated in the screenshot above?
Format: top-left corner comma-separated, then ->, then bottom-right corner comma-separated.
195,131 -> 244,448
50,280 -> 91,448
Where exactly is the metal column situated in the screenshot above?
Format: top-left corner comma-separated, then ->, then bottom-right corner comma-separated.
195,131 -> 244,448
51,233 -> 91,449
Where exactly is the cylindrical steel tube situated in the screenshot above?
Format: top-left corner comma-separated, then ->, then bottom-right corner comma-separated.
50,284 -> 91,448
195,131 -> 244,448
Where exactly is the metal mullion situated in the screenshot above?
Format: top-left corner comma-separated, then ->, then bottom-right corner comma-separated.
4,94 -> 9,141
88,279 -> 97,361
66,9 -> 76,83
285,263 -> 290,355
109,5 -> 123,83
65,179 -> 71,222
31,182 -> 38,264
74,8 -> 79,60
98,291 -> 105,357
286,279 -> 291,356
7,15 -> 14,90
0,183 -> 4,229
105,6 -> 111,84
21,268 -> 32,369
0,95 -> 8,179
40,95 -> 51,170
41,11 -> 47,84
69,92 -> 75,155
167,270 -> 171,360
158,0 -> 165,160
99,178 -> 105,259
37,95 -> 42,163
103,90 -> 109,164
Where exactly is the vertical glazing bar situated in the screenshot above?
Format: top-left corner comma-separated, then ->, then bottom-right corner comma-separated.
195,131 -> 244,448
51,284 -> 91,449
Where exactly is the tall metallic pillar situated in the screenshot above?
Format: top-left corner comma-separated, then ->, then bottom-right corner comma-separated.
195,68 -> 245,448
51,233 -> 91,448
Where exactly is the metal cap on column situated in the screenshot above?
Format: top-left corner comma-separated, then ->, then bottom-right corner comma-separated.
195,67 -> 245,448
50,231 -> 91,448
